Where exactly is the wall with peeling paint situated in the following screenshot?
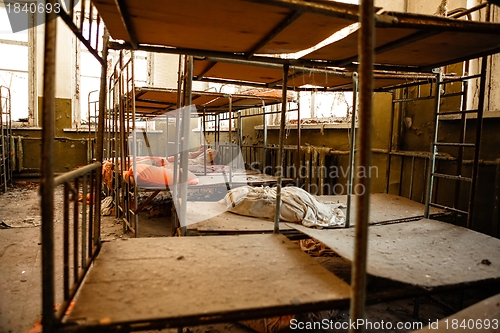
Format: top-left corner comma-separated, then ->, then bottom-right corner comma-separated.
11,98 -> 89,174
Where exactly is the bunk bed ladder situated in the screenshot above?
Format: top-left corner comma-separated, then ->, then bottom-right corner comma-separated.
424,59 -> 487,229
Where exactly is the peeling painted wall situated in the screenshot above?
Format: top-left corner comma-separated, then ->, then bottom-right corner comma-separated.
12,98 -> 90,174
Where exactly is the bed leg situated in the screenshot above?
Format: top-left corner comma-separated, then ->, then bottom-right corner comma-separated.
413,296 -> 420,319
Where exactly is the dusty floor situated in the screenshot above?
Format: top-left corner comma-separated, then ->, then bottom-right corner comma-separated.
0,182 -> 498,333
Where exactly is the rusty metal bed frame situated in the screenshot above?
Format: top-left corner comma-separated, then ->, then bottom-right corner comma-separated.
106,54 -> 301,237
39,0 -> 500,332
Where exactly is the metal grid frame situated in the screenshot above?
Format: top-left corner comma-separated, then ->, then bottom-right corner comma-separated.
40,0 -> 108,331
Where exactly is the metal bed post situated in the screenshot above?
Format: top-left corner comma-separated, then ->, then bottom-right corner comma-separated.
41,2 -> 57,330
262,104 -> 268,173
93,30 -> 109,244
349,0 -> 374,330
112,73 -> 120,220
346,72 -> 358,228
238,111 -> 243,167
468,54 -> 488,229
172,54 -> 184,232
385,90 -> 396,194
179,55 -> 193,236
203,108 -> 207,176
296,96 -> 301,185
273,63 -> 289,234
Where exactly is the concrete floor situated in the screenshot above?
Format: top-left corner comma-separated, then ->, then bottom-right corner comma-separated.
1,183 -> 498,333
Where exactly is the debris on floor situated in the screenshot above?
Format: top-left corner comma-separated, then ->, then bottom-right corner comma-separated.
101,196 -> 114,216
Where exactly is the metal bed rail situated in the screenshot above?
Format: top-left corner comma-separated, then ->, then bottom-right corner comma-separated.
51,162 -> 102,327
42,0 -> 109,330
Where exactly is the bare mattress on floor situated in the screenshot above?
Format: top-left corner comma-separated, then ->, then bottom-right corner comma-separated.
290,219 -> 500,288
64,234 -> 350,329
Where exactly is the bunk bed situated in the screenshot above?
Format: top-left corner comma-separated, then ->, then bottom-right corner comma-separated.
0,86 -> 12,193
107,71 -> 297,236
39,0 -> 500,332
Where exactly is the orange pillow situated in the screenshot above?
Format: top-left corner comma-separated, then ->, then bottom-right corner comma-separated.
128,164 -> 199,188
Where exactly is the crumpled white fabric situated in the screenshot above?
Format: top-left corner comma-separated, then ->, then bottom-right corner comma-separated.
220,185 -> 345,228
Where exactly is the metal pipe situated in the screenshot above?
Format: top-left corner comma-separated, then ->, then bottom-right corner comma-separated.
109,41 -> 347,69
1,104 -> 6,192
63,184 -> 70,300
73,178 -> 79,285
130,52 -> 140,236
172,55 -> 184,231
203,108 -> 207,177
88,170 -> 94,258
409,156 -> 415,200
399,157 -> 405,197
386,91 -> 396,193
41,3 -> 57,329
16,136 -> 23,172
429,202 -> 468,215
81,174 -> 88,268
238,111 -> 243,167
346,72 -> 358,228
273,64 -> 289,234
349,0 -> 374,330
54,162 -> 101,186
319,150 -> 325,195
424,71 -> 442,218
432,173 -> 472,182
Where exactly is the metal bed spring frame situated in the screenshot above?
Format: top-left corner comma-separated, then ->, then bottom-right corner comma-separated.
40,0 -> 498,331
40,0 -> 374,331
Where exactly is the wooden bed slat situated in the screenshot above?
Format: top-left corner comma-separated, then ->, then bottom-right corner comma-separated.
290,219 -> 500,287
64,234 -> 350,328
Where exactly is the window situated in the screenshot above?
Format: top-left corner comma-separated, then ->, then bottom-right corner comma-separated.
297,90 -> 353,122
73,14 -> 151,129
0,3 -> 36,125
